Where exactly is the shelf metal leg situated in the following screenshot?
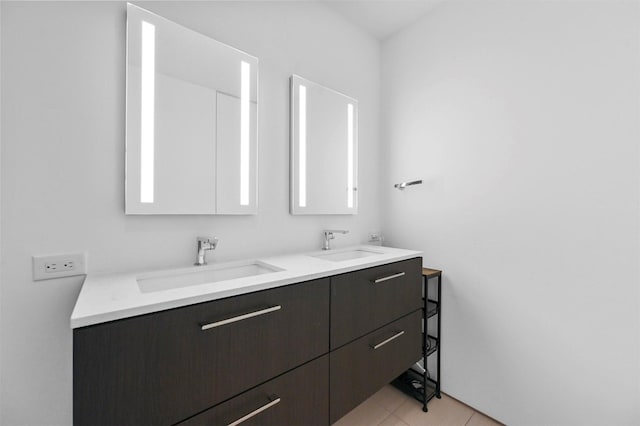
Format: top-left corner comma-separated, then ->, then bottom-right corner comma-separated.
423,274 -> 429,411
435,273 -> 442,399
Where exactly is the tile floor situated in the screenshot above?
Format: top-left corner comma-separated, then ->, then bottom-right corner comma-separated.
334,385 -> 503,426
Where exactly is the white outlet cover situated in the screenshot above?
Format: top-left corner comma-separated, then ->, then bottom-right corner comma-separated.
32,252 -> 87,281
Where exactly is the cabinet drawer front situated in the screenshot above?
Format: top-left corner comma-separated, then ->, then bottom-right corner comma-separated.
329,310 -> 422,424
330,257 -> 422,349
180,355 -> 329,426
74,279 -> 329,426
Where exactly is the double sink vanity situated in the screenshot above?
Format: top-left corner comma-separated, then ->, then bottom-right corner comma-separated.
71,245 -> 423,425
71,4 -> 425,424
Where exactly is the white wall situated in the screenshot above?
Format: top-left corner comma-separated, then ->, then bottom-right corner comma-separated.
382,1 -> 639,425
0,2 -> 380,424
0,4 -> 3,422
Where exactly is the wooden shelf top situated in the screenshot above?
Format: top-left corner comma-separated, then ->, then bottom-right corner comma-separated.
422,267 -> 442,278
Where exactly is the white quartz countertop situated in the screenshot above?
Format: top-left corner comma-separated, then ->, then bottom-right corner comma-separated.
70,245 -> 422,329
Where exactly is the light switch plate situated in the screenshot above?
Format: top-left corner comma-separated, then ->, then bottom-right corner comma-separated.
32,252 -> 87,281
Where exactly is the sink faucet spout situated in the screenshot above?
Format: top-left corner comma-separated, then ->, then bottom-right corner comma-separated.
322,229 -> 349,250
195,237 -> 218,266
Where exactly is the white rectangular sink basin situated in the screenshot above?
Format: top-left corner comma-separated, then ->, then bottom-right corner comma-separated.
137,261 -> 281,293
309,248 -> 383,262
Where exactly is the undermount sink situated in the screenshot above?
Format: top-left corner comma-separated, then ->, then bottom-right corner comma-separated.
309,248 -> 383,262
137,261 -> 281,293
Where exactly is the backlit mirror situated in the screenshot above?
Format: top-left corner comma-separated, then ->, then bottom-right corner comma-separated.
126,4 -> 258,214
290,75 -> 358,215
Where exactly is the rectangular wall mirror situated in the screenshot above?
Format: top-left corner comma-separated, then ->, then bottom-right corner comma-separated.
290,75 -> 358,215
126,4 -> 258,214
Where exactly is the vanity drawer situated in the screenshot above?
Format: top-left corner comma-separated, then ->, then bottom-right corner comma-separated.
179,355 -> 329,426
330,257 -> 421,349
73,278 -> 330,426
329,310 -> 422,424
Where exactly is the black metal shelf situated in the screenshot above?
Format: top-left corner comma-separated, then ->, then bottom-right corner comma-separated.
391,368 -> 437,406
394,267 -> 442,412
425,335 -> 438,357
424,300 -> 438,318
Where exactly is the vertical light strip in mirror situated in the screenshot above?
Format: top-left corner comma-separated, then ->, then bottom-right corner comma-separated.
140,21 -> 155,203
347,103 -> 354,208
298,85 -> 307,207
240,61 -> 251,206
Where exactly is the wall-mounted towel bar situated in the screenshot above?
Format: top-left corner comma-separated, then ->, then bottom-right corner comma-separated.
394,180 -> 423,190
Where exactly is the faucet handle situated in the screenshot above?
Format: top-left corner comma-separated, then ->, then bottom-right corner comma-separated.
197,236 -> 218,249
323,229 -> 349,235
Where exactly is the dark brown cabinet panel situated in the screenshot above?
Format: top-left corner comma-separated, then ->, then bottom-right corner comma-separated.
329,310 -> 422,424
330,257 -> 422,349
74,278 -> 330,426
179,356 -> 329,426
73,257 -> 424,426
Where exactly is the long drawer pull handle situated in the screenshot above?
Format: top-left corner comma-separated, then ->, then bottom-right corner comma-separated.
227,397 -> 281,426
373,272 -> 405,284
370,330 -> 405,350
201,305 -> 281,331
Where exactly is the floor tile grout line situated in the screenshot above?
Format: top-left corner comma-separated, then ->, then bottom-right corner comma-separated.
391,398 -> 411,416
390,390 -> 488,426
377,410 -> 395,426
464,412 -> 476,426
368,385 -> 503,426
444,393 -> 505,426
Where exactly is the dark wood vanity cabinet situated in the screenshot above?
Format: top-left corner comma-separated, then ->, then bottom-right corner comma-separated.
179,356 -> 329,426
329,257 -> 422,423
330,311 -> 422,423
330,258 -> 422,350
73,257 -> 422,426
74,279 -> 330,425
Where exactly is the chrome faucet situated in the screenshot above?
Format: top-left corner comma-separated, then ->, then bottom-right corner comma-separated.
322,229 -> 349,250
195,237 -> 218,266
